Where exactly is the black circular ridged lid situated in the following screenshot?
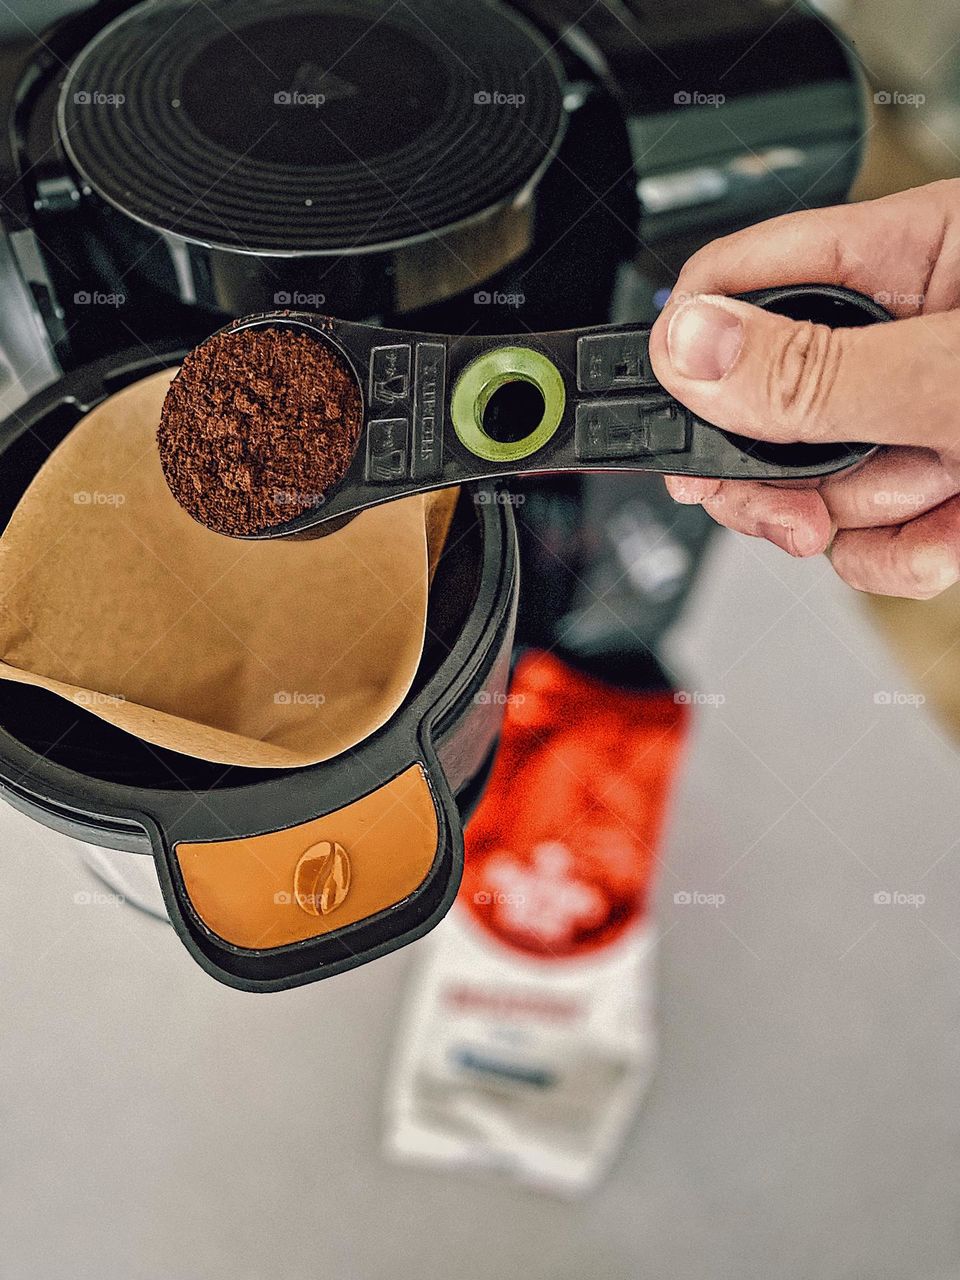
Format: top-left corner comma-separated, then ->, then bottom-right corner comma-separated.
58,0 -> 566,255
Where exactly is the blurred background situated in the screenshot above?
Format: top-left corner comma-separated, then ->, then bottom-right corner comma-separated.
1,1 -> 960,1277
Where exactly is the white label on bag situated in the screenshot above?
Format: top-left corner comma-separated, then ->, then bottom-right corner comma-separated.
384,904 -> 658,1197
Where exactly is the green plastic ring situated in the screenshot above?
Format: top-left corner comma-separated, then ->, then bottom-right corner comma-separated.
450,346 -> 566,463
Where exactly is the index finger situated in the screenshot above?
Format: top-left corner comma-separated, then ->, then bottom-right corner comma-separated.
669,184 -> 956,320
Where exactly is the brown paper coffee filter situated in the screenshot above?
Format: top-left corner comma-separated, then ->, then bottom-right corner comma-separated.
0,370 -> 459,768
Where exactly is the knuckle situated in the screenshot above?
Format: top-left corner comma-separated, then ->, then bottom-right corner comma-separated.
767,321 -> 845,437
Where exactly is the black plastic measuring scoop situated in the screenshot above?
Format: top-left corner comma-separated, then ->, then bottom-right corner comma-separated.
164,284 -> 890,539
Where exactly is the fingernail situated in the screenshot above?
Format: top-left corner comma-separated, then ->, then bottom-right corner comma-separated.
758,519 -> 798,557
669,484 -> 703,505
667,298 -> 744,381
668,477 -> 716,505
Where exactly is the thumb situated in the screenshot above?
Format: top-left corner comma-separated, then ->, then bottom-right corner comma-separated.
648,295 -> 960,453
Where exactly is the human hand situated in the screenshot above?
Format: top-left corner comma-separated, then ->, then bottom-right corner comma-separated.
648,179 -> 960,599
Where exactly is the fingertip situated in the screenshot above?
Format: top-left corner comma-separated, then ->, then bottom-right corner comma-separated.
701,484 -> 831,557
783,488 -> 832,557
756,515 -> 825,557
789,510 -> 833,557
665,475 -> 722,504
827,530 -> 883,595
829,531 -> 955,598
903,543 -> 960,598
666,296 -> 745,382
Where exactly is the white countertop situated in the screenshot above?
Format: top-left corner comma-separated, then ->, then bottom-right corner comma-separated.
2,530 -> 959,1280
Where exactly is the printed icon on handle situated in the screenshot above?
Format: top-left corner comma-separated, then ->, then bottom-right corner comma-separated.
293,841 -> 352,916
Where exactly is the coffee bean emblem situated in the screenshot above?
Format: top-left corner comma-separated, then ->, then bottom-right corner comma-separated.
293,841 -> 351,916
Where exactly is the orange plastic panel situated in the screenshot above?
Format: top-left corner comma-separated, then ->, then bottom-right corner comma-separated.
174,765 -> 439,950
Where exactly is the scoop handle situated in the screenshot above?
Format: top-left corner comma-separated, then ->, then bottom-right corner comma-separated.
230,285 -> 888,540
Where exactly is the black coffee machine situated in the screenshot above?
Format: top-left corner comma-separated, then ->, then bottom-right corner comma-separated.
0,0 -> 865,391
0,0 -> 870,987
0,0 -> 870,669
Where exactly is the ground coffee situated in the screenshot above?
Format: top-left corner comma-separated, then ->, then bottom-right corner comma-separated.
158,325 -> 363,536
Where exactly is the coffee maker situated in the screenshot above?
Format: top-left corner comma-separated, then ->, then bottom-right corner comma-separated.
0,0 -> 870,986
0,0 -> 866,395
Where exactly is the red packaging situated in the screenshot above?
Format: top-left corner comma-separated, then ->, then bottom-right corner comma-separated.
386,651 -> 689,1194
464,650 -> 687,959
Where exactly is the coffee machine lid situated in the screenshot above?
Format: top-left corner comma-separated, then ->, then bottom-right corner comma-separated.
57,0 -> 565,257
